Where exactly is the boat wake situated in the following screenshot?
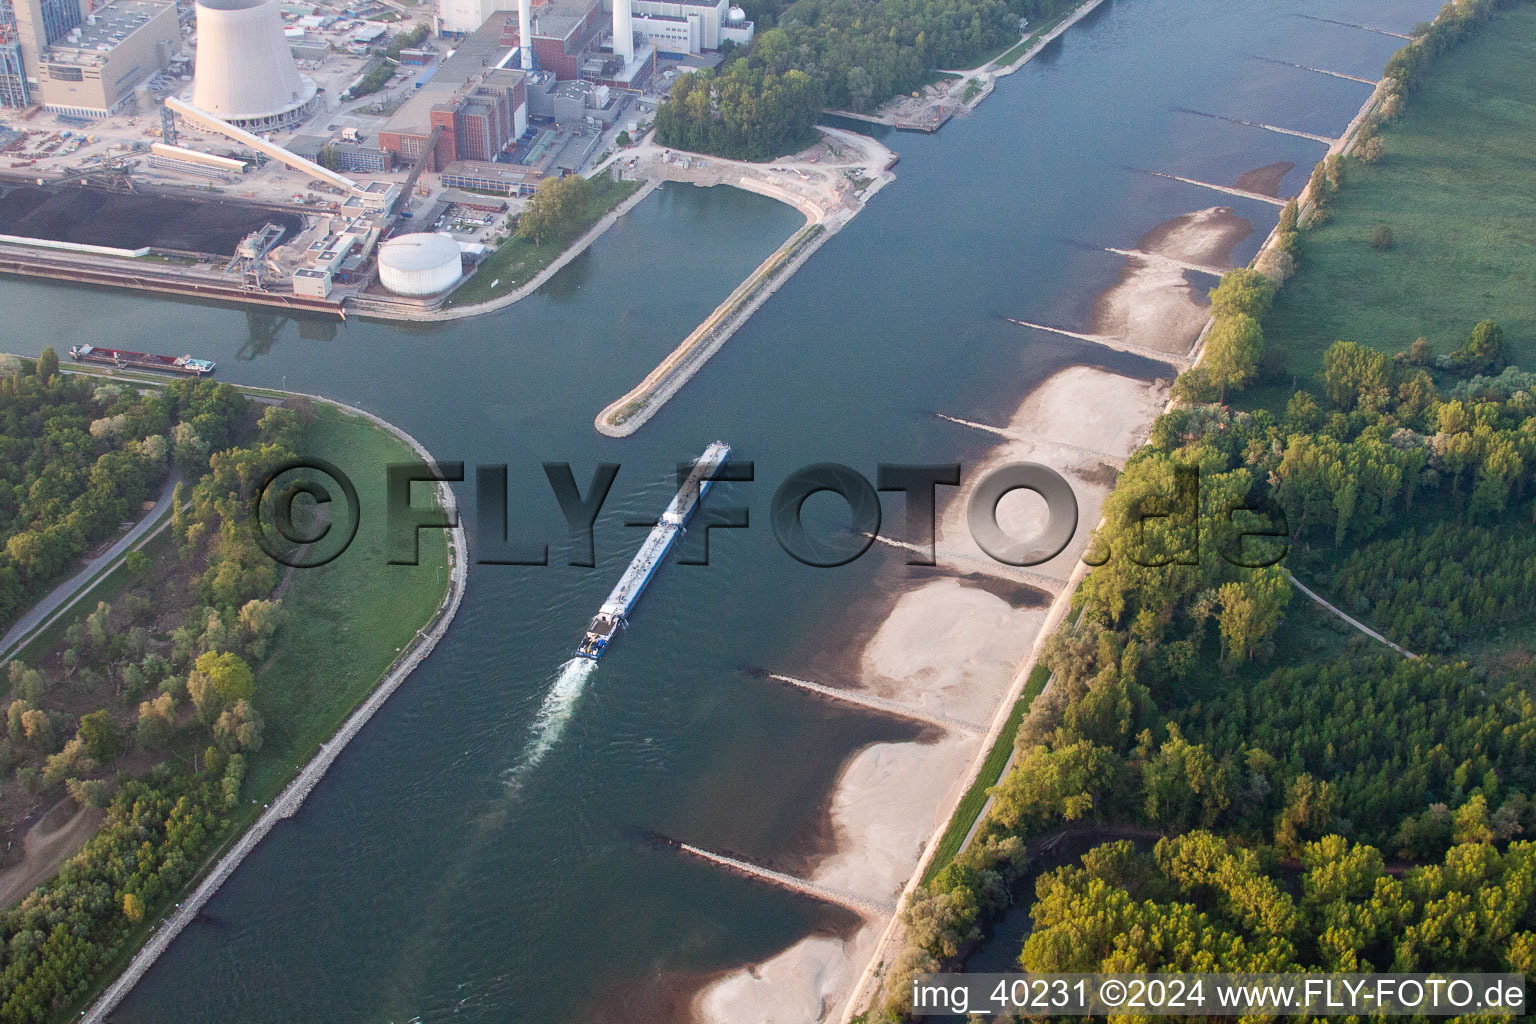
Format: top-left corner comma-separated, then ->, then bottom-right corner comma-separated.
502,659 -> 597,790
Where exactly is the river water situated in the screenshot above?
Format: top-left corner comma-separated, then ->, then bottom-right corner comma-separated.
0,1 -> 1438,1020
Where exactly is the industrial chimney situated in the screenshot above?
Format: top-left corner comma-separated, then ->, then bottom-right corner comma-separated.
613,0 -> 633,64
518,0 -> 533,69
191,0 -> 319,130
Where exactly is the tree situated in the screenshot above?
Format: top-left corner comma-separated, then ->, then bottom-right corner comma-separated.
188,651 -> 254,724
1216,567 -> 1291,663
615,129 -> 631,147
1203,313 -> 1264,400
1322,340 -> 1394,412
518,175 -> 594,245
77,710 -> 121,762
66,776 -> 110,808
137,693 -> 176,750
1275,774 -> 1336,856
194,651 -> 254,703
35,346 -> 59,382
42,737 -> 96,789
8,662 -> 45,702
990,740 -> 1121,831
655,60 -> 824,160
1141,726 -> 1232,829
1449,319 -> 1506,376
124,549 -> 153,584
1209,269 -> 1276,320
1370,224 -> 1395,250
237,598 -> 283,659
7,699 -> 31,742
1400,337 -> 1433,366
122,892 -> 145,923
20,708 -> 54,752
1171,367 -> 1217,405
213,700 -> 264,753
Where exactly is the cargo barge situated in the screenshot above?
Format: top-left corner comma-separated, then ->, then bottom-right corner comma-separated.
69,344 -> 216,376
577,441 -> 731,660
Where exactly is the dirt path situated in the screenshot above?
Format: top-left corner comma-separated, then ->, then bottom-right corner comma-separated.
1287,572 -> 1419,659
0,802 -> 106,909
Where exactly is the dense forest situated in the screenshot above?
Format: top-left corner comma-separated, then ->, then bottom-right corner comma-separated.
0,354 -> 301,1023
872,1 -> 1536,1017
0,352 -> 175,629
656,0 -> 1080,157
654,62 -> 825,161
1025,835 -> 1536,976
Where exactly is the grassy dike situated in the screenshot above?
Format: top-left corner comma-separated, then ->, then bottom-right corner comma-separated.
1259,2 -> 1536,384
6,369 -> 457,1023
919,664 -> 1050,886
243,400 -> 451,799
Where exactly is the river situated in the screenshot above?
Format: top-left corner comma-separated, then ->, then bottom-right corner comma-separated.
0,1 -> 1439,1020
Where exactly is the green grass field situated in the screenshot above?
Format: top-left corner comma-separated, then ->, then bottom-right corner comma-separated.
1259,5 -> 1536,391
446,174 -> 643,308
920,663 -> 1051,886
244,403 -> 450,799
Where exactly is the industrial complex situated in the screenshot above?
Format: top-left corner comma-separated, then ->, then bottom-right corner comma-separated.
0,0 -> 759,314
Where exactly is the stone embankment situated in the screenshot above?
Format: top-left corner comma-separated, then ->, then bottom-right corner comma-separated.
594,128 -> 898,437
81,394 -> 468,1024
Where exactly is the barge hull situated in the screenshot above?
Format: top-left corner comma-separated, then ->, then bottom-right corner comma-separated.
577,441 -> 732,660
0,248 -> 346,318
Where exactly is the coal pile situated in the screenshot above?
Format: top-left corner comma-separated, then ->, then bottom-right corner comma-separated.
0,186 -> 302,256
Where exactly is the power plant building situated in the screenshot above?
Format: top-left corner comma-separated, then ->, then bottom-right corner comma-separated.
190,0 -> 320,130
624,0 -> 753,57
377,25 -> 528,171
1,0 -> 180,117
523,0 -> 605,80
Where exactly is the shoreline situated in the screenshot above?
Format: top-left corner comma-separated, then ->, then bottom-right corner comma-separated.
832,50 -> 1397,1023
594,127 -> 898,437
826,0 -> 1110,129
693,366 -> 1171,1024
693,163 -> 1283,1020
353,179 -> 661,324
77,388 -> 469,1024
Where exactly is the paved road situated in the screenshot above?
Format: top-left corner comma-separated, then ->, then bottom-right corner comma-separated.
0,470 -> 181,660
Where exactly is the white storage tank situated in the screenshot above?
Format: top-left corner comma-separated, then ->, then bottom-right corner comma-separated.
377,234 -> 464,297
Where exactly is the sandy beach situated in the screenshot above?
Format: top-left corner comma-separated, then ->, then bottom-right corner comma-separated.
694,366 -> 1166,1024
1091,206 -> 1253,355
693,193 -> 1257,1023
1235,160 -> 1296,197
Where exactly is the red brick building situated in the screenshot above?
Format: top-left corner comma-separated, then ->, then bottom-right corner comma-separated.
379,69 -> 528,171
516,0 -> 604,81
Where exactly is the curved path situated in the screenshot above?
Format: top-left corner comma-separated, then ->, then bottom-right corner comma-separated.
0,469 -> 181,661
81,395 -> 469,1024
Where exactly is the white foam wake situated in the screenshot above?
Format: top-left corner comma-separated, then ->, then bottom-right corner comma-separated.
503,658 -> 597,788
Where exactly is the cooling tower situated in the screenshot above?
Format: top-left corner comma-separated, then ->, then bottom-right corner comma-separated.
613,0 -> 634,64
192,0 -> 319,130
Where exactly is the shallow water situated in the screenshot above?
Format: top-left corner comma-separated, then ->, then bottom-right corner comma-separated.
0,1 -> 1441,1019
